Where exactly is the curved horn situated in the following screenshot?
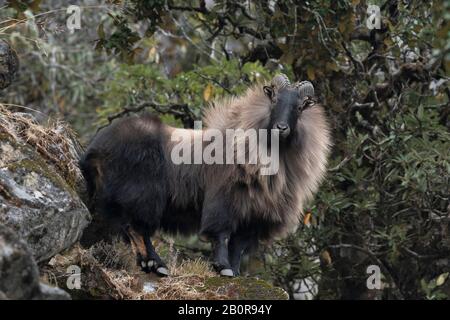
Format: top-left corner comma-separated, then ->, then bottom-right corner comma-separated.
294,81 -> 315,97
271,74 -> 290,89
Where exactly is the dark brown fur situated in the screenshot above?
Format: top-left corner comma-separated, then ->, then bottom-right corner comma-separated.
80,78 -> 331,276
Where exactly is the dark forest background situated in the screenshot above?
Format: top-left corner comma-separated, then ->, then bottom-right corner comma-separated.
0,0 -> 449,299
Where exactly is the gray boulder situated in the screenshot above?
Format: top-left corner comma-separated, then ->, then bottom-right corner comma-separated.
0,224 -> 70,299
0,110 -> 91,262
0,41 -> 88,299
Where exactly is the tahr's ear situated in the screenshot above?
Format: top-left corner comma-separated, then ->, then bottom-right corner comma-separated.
300,95 -> 316,111
295,81 -> 315,111
263,86 -> 274,100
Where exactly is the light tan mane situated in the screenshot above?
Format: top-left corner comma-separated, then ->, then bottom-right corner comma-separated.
201,83 -> 332,238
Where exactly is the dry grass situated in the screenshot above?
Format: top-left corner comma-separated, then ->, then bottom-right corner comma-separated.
41,237 -> 232,300
144,258 -> 228,300
87,238 -> 136,271
42,239 -> 143,300
172,258 -> 216,277
0,104 -> 83,187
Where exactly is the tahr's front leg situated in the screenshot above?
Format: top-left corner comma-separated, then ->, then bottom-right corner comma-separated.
211,232 -> 233,276
229,233 -> 253,276
200,192 -> 234,277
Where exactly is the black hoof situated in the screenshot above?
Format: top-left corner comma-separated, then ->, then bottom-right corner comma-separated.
140,259 -> 169,277
219,268 -> 234,277
155,266 -> 169,277
213,262 -> 233,277
150,260 -> 169,277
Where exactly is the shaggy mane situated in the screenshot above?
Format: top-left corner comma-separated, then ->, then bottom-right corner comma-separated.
201,83 -> 332,237
203,85 -> 270,130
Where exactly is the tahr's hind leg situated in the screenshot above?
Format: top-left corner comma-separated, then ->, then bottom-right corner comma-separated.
211,232 -> 233,277
125,226 -> 168,276
143,236 -> 169,276
124,225 -> 147,268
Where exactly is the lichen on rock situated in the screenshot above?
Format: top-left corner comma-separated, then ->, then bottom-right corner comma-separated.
0,224 -> 70,300
0,106 -> 91,262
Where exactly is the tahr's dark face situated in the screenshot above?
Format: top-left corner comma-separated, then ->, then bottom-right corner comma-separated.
264,85 -> 314,140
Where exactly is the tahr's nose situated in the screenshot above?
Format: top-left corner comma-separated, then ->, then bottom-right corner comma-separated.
276,123 -> 289,131
274,122 -> 291,137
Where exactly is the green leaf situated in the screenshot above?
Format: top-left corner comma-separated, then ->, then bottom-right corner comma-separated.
436,273 -> 449,286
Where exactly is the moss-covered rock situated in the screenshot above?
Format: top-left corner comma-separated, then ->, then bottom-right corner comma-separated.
0,112 -> 90,263
203,276 -> 289,300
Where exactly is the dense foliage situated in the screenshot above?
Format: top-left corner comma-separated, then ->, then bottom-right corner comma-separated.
1,0 -> 449,299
